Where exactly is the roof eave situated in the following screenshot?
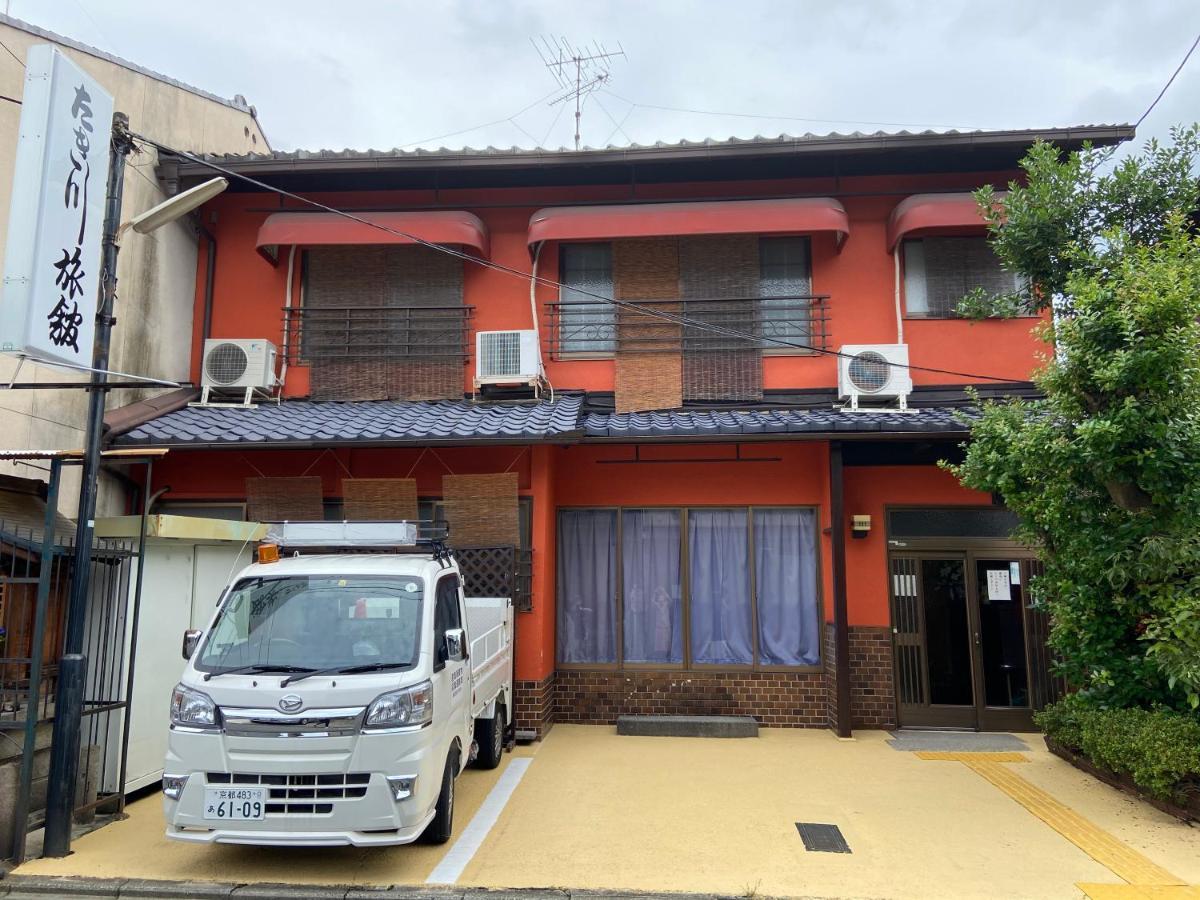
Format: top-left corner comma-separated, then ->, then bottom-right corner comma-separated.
164,125 -> 1136,181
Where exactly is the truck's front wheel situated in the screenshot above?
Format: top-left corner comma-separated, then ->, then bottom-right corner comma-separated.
423,753 -> 456,844
473,705 -> 505,770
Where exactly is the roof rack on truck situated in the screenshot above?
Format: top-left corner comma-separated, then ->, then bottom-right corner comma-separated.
260,520 -> 453,564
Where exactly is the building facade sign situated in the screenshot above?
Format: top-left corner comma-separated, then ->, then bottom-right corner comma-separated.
0,44 -> 113,366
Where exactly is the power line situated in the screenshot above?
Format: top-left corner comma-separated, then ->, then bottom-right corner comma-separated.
396,88 -> 560,150
1135,30 -> 1200,129
0,38 -> 24,69
600,89 -> 984,132
593,93 -> 634,146
133,132 -> 1028,386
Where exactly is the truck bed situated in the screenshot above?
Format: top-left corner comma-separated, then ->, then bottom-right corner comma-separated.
464,597 -> 513,718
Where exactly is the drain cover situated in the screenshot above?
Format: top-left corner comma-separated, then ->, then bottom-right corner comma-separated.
796,822 -> 851,853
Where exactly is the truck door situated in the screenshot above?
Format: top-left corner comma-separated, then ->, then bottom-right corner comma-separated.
433,574 -> 471,737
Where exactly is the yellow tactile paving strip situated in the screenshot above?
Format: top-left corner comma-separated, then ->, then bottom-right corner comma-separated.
1078,885 -> 1200,899
915,751 -> 1030,763
919,750 -> 1187,893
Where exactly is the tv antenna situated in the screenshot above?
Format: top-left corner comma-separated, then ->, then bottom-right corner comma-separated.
533,37 -> 626,150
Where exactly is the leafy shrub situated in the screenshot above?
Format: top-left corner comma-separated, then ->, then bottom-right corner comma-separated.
1037,700 -> 1200,802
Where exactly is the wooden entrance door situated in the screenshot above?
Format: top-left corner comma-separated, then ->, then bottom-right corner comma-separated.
889,553 -> 1039,731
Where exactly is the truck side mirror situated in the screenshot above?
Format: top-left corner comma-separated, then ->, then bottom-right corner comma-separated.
443,628 -> 467,663
182,629 -> 202,660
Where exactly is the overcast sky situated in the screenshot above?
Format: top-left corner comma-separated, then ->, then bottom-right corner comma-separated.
11,0 -> 1200,156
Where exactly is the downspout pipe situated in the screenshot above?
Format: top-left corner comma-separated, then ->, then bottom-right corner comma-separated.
199,225 -> 217,346
829,441 -> 852,738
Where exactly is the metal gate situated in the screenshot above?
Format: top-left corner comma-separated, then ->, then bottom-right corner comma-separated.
0,518 -> 139,860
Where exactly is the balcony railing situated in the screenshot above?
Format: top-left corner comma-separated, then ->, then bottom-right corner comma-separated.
544,295 -> 830,358
283,305 -> 474,364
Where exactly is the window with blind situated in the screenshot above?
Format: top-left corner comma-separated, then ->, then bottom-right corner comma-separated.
758,236 -> 812,346
902,236 -> 1023,318
301,245 -> 464,359
556,507 -> 821,668
555,237 -> 813,354
558,243 -> 615,353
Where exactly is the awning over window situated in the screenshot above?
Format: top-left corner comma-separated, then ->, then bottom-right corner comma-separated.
886,192 -> 1003,250
527,197 -> 850,249
255,210 -> 489,260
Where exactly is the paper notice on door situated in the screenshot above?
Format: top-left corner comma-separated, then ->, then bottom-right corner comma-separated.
986,568 -> 1012,601
1009,561 -> 1021,585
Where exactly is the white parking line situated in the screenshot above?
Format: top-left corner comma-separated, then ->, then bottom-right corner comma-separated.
425,757 -> 532,884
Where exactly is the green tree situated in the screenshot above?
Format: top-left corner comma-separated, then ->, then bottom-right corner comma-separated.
950,129 -> 1200,711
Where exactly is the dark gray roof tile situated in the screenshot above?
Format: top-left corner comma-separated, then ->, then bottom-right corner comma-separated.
115,396 -> 584,448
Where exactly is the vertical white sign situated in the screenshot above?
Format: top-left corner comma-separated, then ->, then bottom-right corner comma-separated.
986,568 -> 1012,601
0,45 -> 113,366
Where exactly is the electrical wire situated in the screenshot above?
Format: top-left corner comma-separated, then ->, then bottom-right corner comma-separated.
599,89 -> 984,132
396,88 -> 561,149
132,132 -> 1028,385
1135,30 -> 1200,129
593,94 -> 634,146
0,37 -> 24,69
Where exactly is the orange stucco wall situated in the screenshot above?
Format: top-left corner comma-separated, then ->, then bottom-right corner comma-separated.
191,169 -> 1046,399
843,465 -> 994,626
148,444 -> 994,681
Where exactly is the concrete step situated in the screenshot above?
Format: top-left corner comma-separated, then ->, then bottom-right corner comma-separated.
616,715 -> 759,738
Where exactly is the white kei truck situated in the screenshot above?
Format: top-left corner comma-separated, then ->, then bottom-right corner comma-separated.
161,521 -> 514,847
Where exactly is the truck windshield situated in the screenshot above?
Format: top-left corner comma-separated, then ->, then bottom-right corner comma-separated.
195,575 -> 423,675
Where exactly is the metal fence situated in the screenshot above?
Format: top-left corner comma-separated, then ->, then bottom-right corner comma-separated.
1,516 -> 141,860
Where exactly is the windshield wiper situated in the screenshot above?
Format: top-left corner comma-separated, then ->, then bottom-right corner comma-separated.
281,660 -> 410,687
203,663 -> 314,682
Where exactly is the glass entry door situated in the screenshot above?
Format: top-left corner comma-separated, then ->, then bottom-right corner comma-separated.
889,553 -> 1036,730
890,555 -> 977,728
972,559 -> 1034,731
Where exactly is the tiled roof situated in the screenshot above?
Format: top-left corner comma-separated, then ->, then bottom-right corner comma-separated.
581,406 -> 976,438
115,396 -> 583,448
181,126 -> 1132,165
111,394 -> 979,448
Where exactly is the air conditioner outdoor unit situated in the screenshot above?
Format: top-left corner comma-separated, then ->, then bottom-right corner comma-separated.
198,338 -> 278,407
837,343 -> 913,411
474,330 -> 541,391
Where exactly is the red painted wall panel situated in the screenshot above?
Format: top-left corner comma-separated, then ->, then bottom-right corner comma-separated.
193,168 -> 1042,399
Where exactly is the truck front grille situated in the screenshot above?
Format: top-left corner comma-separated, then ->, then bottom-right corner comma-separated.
207,772 -> 370,815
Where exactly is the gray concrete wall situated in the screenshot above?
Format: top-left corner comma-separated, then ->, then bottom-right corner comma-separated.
0,15 -> 267,516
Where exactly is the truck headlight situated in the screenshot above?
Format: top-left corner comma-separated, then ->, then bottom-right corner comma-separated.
170,684 -> 219,730
364,680 -> 433,730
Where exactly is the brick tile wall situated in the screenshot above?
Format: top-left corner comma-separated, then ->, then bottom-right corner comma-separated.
513,629 -> 895,739
823,622 -> 839,731
848,626 -> 896,729
513,673 -> 556,740
555,669 -> 828,728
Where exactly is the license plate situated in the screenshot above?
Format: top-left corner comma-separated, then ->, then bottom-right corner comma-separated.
203,787 -> 266,820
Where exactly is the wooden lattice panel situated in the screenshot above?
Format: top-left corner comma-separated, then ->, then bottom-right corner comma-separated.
442,473 -> 518,547
245,477 -> 324,522
341,478 -> 418,522
456,546 -> 516,600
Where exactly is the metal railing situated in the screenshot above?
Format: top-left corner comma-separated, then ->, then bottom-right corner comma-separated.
283,305 -> 474,364
544,294 -> 831,357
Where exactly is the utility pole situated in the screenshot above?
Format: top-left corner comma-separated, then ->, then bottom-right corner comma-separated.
534,37 -> 625,151
43,111 -> 135,857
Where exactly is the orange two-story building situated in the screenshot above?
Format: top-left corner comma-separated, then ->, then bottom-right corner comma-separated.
111,126 -> 1131,738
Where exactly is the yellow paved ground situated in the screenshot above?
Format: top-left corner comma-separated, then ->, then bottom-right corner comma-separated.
17,726 -> 1200,899
17,746 -> 537,886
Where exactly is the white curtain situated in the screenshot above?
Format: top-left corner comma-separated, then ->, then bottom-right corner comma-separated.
688,509 -> 753,665
622,510 -> 682,663
557,509 -> 617,663
755,508 -> 820,665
